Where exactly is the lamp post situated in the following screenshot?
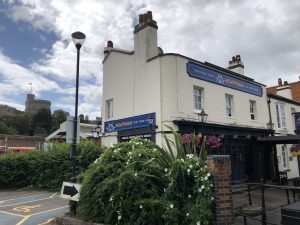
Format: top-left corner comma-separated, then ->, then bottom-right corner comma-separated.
70,31 -> 86,216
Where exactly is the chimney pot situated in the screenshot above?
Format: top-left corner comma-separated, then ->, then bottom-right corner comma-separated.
236,55 -> 241,62
139,14 -> 143,24
147,11 -> 153,20
107,40 -> 113,48
232,56 -> 236,62
278,78 -> 282,86
284,81 -> 288,85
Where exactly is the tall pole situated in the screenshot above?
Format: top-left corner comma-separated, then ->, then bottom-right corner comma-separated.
70,44 -> 81,216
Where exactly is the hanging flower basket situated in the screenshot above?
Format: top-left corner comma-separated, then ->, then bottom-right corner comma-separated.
291,145 -> 300,157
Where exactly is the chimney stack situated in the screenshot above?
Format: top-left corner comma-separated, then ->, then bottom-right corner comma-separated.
134,11 -> 159,60
228,54 -> 244,75
278,78 -> 282,86
104,40 -> 114,56
284,81 -> 288,85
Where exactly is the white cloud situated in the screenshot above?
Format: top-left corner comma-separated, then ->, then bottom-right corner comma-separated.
1,0 -> 300,119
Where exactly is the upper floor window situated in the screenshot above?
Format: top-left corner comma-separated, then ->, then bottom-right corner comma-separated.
106,99 -> 113,119
249,100 -> 257,120
193,86 -> 202,112
276,103 -> 286,129
225,94 -> 233,117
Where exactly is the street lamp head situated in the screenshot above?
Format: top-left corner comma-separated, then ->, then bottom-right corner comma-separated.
91,124 -> 101,138
71,31 -> 86,48
198,109 -> 208,123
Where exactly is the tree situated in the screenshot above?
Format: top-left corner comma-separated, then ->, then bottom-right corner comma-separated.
13,113 -> 32,135
32,109 -> 52,133
52,109 -> 69,131
0,122 -> 18,135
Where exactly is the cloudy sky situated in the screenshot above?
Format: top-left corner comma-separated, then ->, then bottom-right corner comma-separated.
0,0 -> 300,119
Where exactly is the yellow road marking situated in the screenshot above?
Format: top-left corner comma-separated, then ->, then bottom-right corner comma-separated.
0,210 -> 26,217
38,218 -> 54,225
13,204 -> 41,213
16,215 -> 31,225
30,205 -> 68,216
49,192 -> 57,198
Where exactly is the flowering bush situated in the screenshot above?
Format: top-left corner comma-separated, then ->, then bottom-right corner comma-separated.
291,145 -> 300,157
78,137 -> 214,225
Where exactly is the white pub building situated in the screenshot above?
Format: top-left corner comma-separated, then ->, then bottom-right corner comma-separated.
101,11 -> 296,182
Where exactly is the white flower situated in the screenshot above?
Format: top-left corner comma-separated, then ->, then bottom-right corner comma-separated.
138,153 -> 141,157
187,168 -> 191,173
201,185 -> 204,189
196,162 -> 199,166
186,212 -> 190,216
109,196 -> 113,202
118,215 -> 122,220
164,188 -> 166,192
189,165 -> 193,169
197,222 -> 201,225
188,194 -> 192,198
198,188 -> 202,193
181,159 -> 184,162
211,197 -> 214,201
153,148 -> 157,152
140,205 -> 143,209
170,204 -> 174,208
204,176 -> 208,181
164,168 -> 168,172
134,173 -> 138,176
207,172 -> 211,177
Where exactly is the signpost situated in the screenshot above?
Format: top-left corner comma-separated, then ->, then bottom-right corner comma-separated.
60,182 -> 81,202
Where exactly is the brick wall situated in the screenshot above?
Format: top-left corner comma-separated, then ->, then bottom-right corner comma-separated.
208,155 -> 233,225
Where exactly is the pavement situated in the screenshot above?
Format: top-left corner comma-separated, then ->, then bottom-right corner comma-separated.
233,186 -> 300,225
0,189 -> 69,225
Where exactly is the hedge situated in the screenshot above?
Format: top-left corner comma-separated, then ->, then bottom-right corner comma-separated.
0,140 -> 105,190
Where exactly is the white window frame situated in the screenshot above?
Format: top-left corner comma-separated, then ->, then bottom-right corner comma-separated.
276,103 -> 286,129
106,99 -> 113,120
193,86 -> 203,113
225,94 -> 234,118
249,100 -> 257,120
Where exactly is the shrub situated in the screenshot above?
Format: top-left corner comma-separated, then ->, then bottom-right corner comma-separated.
0,140 -> 105,190
78,137 -> 214,225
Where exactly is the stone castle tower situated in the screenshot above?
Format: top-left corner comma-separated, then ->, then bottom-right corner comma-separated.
25,94 -> 51,114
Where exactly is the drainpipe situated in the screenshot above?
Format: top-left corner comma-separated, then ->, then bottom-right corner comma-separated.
267,96 -> 279,183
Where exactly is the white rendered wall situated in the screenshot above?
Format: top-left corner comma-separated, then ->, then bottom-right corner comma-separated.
269,97 -> 300,179
160,55 -> 269,130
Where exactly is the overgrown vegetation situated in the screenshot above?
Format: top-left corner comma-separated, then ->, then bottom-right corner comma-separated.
78,130 -> 216,225
0,140 -> 105,190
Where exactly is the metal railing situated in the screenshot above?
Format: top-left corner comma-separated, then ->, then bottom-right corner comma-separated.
232,179 -> 300,225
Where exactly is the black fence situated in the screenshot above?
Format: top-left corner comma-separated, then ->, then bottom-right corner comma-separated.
232,179 -> 300,225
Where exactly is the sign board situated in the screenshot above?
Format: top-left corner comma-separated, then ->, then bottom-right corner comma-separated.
294,113 -> 300,130
186,61 -> 263,96
66,116 -> 80,144
60,182 -> 81,202
104,113 -> 156,133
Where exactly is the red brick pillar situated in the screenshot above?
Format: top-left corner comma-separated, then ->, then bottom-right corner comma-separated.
207,155 -> 233,225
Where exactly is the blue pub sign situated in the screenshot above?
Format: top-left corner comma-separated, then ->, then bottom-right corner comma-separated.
294,113 -> 300,130
186,61 -> 263,97
104,113 -> 156,133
